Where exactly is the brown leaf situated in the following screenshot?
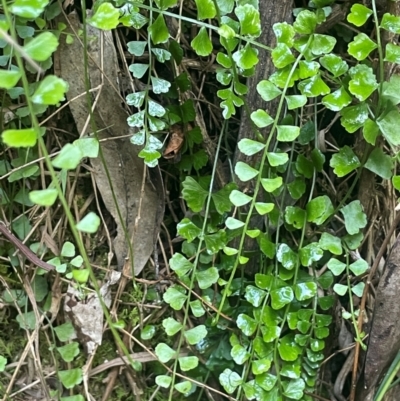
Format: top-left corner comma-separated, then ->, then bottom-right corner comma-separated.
163,125 -> 185,160
58,12 -> 163,275
64,271 -> 120,354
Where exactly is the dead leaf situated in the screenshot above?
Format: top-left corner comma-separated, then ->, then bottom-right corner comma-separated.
163,125 -> 185,160
64,271 -> 121,354
58,12 -> 163,275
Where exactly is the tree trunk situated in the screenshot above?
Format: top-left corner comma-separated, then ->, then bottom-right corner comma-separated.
356,1 -> 400,400
232,1 -> 293,269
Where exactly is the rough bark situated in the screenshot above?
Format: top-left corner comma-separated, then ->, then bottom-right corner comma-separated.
356,235 -> 400,401
356,2 -> 400,399
234,2 -> 293,167
232,1 -> 293,268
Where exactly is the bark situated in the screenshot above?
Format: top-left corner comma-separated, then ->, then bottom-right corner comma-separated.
356,2 -> 400,400
232,1 -> 293,269
234,1 -> 293,167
